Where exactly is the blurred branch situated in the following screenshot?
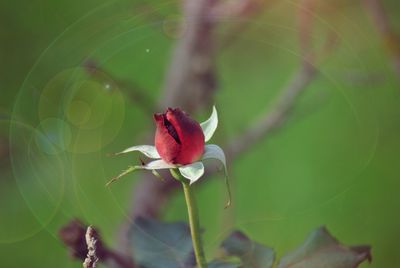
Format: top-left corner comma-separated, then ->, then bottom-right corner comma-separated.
363,0 -> 400,77
226,0 -> 324,157
211,0 -> 273,50
158,0 -> 218,111
59,219 -> 135,268
210,0 -> 263,20
298,0 -> 317,63
83,59 -> 155,114
226,61 -> 316,157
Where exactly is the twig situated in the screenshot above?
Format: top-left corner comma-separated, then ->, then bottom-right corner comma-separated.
363,0 -> 400,77
83,226 -> 99,268
59,219 -> 136,268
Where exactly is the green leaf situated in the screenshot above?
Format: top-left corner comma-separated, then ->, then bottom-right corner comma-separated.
200,106 -> 218,142
219,230 -> 275,268
178,161 -> 205,184
130,217 -> 194,268
278,226 -> 372,268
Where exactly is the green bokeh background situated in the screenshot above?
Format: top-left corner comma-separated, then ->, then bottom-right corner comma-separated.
1,0 -> 399,267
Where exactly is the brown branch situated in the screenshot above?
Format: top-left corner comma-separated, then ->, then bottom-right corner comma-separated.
158,0 -> 218,112
211,0 -> 275,50
210,0 -> 263,19
298,0 -> 317,63
363,0 -> 400,77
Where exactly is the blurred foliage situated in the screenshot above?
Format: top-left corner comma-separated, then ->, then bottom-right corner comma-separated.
0,0 -> 400,267
130,217 -> 194,268
277,226 -> 371,268
215,230 -> 275,267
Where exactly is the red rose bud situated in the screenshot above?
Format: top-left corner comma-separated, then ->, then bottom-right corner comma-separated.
154,108 -> 205,165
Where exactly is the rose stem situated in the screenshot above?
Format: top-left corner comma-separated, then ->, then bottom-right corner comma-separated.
170,169 -> 207,268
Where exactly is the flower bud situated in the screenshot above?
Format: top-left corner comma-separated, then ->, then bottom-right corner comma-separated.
154,108 -> 204,165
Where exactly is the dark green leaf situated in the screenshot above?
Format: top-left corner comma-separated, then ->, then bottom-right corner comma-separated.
219,230 -> 275,268
129,216 -> 194,268
278,226 -> 372,268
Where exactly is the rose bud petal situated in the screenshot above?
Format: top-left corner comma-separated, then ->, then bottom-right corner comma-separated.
154,108 -> 205,165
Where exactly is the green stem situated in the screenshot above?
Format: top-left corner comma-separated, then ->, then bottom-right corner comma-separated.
170,169 -> 207,268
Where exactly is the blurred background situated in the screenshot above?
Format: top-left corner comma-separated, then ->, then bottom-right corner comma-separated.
1,0 -> 399,267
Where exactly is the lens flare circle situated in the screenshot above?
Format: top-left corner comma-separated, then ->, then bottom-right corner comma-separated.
1,119 -> 65,243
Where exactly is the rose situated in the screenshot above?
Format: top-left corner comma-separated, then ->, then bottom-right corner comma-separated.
111,106 -> 228,186
154,108 -> 205,165
110,106 -> 232,268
